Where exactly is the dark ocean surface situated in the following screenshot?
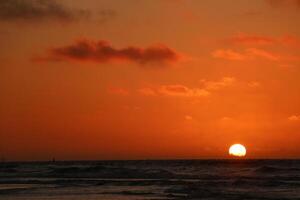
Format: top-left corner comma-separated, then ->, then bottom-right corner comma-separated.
0,160 -> 300,199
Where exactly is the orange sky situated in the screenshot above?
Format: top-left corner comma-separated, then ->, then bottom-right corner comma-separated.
0,0 -> 300,160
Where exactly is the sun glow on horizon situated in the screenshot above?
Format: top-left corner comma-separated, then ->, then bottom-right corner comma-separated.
229,144 -> 247,157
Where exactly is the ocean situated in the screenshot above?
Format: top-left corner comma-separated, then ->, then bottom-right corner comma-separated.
0,160 -> 299,199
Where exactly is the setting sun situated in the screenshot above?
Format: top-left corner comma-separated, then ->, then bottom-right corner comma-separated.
229,144 -> 247,157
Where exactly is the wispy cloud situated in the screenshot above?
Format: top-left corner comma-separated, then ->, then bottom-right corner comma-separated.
227,33 -> 276,46
288,115 -> 300,121
212,48 -> 279,61
138,77 -> 236,98
159,84 -> 210,97
248,81 -> 261,88
247,48 -> 279,61
226,33 -> 300,47
185,115 -> 193,121
0,0 -> 90,23
108,87 -> 129,96
201,77 -> 236,90
212,49 -> 246,61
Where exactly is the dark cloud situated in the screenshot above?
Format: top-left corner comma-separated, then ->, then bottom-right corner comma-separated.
0,0 -> 90,22
35,39 -> 180,65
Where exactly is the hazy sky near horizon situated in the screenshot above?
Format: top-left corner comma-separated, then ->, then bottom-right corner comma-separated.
1,0 -> 300,160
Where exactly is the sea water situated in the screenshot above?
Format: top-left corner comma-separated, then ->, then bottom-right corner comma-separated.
0,160 -> 299,199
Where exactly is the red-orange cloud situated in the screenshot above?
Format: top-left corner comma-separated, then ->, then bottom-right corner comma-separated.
212,49 -> 246,61
227,33 -> 300,47
159,84 -> 210,97
288,115 -> 300,121
138,77 -> 236,98
108,87 -> 129,96
36,39 -> 180,66
228,33 -> 276,46
212,48 -> 280,61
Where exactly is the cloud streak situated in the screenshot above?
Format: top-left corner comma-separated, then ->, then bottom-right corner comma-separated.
288,115 -> 300,121
201,77 -> 236,90
227,33 -> 300,47
0,0 -> 90,22
138,77 -> 236,98
228,33 -> 276,46
159,84 -> 210,97
212,49 -> 246,61
108,87 -> 129,96
212,48 -> 280,61
36,39 -> 180,66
